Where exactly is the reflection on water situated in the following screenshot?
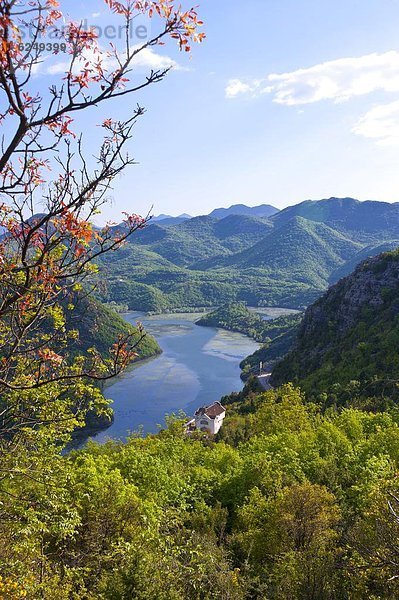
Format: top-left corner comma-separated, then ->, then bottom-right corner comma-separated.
142,323 -> 193,337
89,312 -> 260,444
203,329 -> 254,362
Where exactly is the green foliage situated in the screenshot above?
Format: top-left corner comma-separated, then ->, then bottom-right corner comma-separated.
3,384 -> 399,598
197,302 -> 302,344
66,295 -> 160,361
207,217 -> 362,283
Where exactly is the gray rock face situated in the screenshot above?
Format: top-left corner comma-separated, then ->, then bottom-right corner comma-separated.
302,253 -> 399,337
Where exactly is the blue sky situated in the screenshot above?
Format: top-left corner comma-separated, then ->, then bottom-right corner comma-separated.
37,1 -> 399,219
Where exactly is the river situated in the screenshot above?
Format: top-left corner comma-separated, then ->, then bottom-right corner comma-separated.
90,312 -> 260,443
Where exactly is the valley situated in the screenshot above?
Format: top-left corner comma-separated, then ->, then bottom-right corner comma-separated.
51,199 -> 399,440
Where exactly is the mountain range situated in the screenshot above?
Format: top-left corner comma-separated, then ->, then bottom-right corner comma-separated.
98,198 -> 399,312
151,203 -> 279,225
209,203 -> 278,219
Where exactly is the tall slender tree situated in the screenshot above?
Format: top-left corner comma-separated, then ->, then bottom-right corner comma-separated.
0,0 -> 204,441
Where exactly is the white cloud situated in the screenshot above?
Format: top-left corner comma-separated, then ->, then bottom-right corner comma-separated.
129,47 -> 180,71
353,100 -> 399,145
226,51 -> 399,105
225,79 -> 254,98
46,60 -> 69,75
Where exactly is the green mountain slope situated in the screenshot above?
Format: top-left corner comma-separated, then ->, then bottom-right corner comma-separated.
67,296 -> 160,361
127,214 -> 273,267
212,214 -> 273,252
147,216 -> 230,266
330,240 -> 399,283
197,217 -> 361,288
272,249 -> 399,405
271,197 -> 399,242
232,217 -> 360,275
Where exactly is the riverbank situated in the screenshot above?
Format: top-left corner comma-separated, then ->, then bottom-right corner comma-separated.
73,312 -> 259,446
197,302 -> 302,343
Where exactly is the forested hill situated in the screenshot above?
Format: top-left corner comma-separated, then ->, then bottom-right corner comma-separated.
66,296 -> 160,361
98,198 -> 399,312
197,302 -> 302,343
271,249 -> 399,406
197,217 -> 362,286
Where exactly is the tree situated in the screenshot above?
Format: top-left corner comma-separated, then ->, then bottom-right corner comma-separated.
347,489 -> 399,597
0,0 -> 205,444
234,483 -> 342,599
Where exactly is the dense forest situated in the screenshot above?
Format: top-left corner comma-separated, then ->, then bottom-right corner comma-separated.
3,383 -> 399,598
65,296 -> 160,362
2,1 -> 399,598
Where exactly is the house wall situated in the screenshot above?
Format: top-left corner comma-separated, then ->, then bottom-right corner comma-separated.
195,414 -> 225,435
195,415 -> 224,435
195,416 -> 212,433
213,414 -> 225,435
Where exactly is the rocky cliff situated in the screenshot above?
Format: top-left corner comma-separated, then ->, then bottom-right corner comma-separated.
271,250 -> 399,405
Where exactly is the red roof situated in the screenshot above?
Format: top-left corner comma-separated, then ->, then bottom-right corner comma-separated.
195,401 -> 226,419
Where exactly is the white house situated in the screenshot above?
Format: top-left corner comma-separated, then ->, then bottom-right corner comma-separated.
194,401 -> 226,435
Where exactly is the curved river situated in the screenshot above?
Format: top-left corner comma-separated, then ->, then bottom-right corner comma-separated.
91,312 -> 260,443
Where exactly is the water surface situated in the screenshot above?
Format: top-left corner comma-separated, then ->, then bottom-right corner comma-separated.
92,312 -> 260,443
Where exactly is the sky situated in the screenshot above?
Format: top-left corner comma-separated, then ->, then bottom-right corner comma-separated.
30,0 -> 399,220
